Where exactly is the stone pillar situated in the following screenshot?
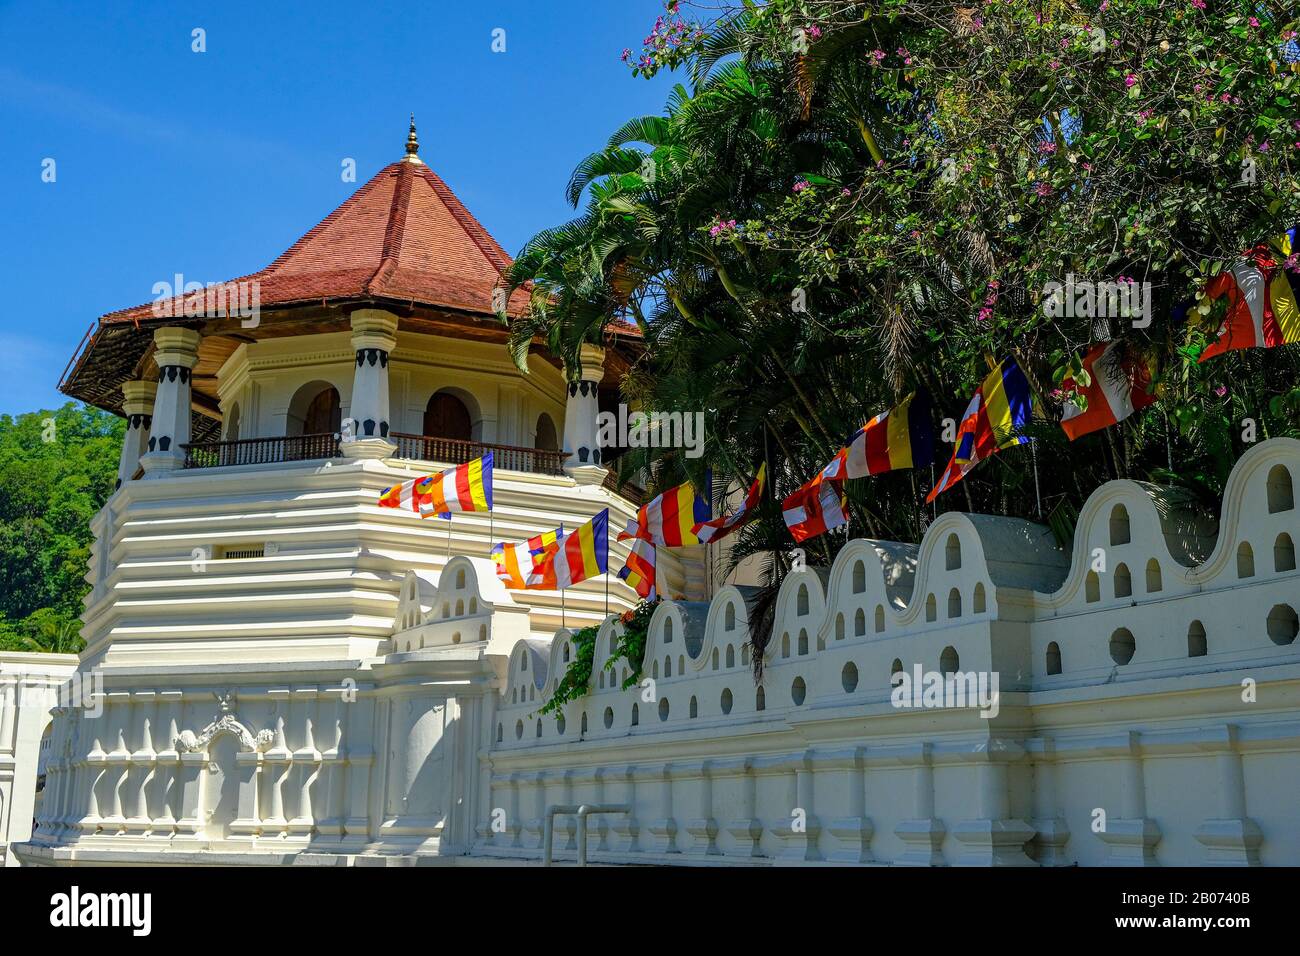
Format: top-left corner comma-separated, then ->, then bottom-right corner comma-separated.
116,380 -> 156,489
341,309 -> 398,459
561,343 -> 607,484
1194,725 -> 1262,866
1096,732 -> 1161,866
140,327 -> 201,476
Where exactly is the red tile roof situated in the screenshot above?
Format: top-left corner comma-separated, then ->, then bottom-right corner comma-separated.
101,156 -> 533,323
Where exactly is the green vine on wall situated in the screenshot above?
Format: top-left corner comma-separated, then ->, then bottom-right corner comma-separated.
606,598 -> 659,690
538,624 -> 598,718
538,599 -> 661,715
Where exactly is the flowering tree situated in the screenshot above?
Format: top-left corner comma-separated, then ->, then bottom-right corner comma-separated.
506,0 -> 1300,583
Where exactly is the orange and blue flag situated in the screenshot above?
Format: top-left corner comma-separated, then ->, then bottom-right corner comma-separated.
927,359 -> 1033,503
618,537 -> 657,600
536,509 -> 610,590
378,452 -> 493,519
491,527 -> 563,590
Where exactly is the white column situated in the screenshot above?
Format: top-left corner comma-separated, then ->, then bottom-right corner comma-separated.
341,308 -> 398,459
139,327 -> 202,476
561,343 -> 607,484
116,380 -> 156,489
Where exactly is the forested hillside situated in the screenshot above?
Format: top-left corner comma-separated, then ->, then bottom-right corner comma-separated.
0,403 -> 122,654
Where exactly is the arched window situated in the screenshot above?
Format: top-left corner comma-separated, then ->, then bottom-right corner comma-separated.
1109,628 -> 1136,665
423,392 -> 473,441
711,648 -> 719,670
725,603 -> 736,631
855,608 -> 866,636
852,561 -> 866,594
835,614 -> 845,641
603,707 -> 613,729
534,413 -> 558,452
664,656 -> 672,677
797,629 -> 808,655
1085,571 -> 1100,603
874,605 -> 885,633
689,696 -> 698,718
725,645 -> 735,668
496,723 -> 503,742
781,633 -> 791,658
536,719 -> 543,738
720,688 -> 733,714
1046,641 -> 1062,675
1267,464 -> 1294,514
664,619 -> 674,643
797,584 -> 809,616
1110,504 -> 1131,546
1274,533 -> 1296,573
925,594 -> 937,622
1237,542 -> 1255,579
1145,559 -> 1162,594
755,686 -> 766,711
940,646 -> 959,675
515,720 -> 524,740
658,698 -> 670,722
973,582 -> 987,614
1114,563 -> 1132,599
287,381 -> 341,438
1187,621 -> 1207,657
631,703 -> 639,726
890,658 -> 903,680
580,711 -> 588,734
945,533 -> 962,570
947,587 -> 962,619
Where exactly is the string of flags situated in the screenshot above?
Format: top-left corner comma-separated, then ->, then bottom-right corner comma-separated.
376,222 -> 1300,593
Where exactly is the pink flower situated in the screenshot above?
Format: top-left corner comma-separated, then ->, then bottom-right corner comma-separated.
1191,0 -> 1206,8
869,49 -> 886,64
977,307 -> 994,322
1039,141 -> 1057,154
841,187 -> 851,196
1214,385 -> 1228,398
807,25 -> 822,39
621,48 -> 631,62
1248,17 -> 1259,27
1035,181 -> 1053,197
1124,73 -> 1138,88
793,179 -> 811,193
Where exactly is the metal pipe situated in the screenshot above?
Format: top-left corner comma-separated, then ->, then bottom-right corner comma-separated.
543,803 -> 630,866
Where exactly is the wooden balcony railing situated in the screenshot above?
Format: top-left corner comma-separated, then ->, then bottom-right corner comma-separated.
390,433 -> 567,476
182,432 -> 341,469
178,429 -> 646,503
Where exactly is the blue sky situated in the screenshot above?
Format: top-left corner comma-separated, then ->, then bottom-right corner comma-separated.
0,0 -> 678,416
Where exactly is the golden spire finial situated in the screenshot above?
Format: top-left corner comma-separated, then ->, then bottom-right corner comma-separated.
405,114 -> 420,157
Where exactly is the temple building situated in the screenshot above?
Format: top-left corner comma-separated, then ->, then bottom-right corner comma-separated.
7,126 -> 1300,867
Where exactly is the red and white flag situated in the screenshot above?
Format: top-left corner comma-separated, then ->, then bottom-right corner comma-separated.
1060,341 -> 1158,441
782,476 -> 849,544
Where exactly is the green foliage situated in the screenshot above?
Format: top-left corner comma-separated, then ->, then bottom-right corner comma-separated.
508,0 -> 1300,574
0,403 -> 120,654
538,625 -> 599,717
606,598 -> 660,689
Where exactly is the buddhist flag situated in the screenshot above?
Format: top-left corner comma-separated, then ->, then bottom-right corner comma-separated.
838,391 -> 934,479
692,464 -> 766,545
618,537 -> 658,600
536,509 -> 610,590
378,453 -> 493,519
1199,226 -> 1300,362
782,475 -> 850,543
618,478 -> 710,547
927,359 -> 1033,503
1060,341 -> 1158,441
491,528 -> 563,589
